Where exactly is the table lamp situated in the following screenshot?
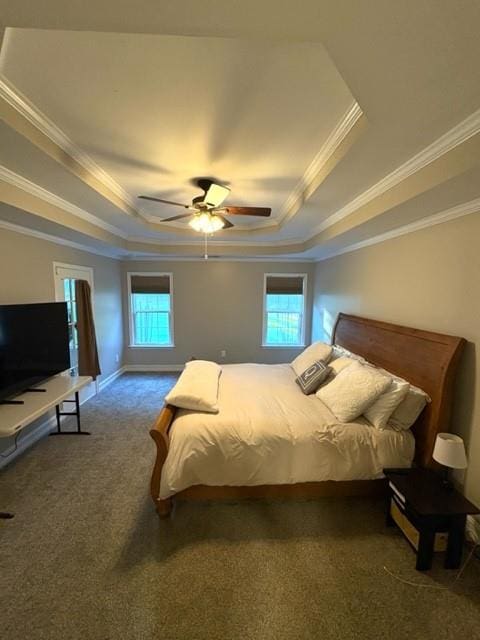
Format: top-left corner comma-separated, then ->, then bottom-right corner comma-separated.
432,433 -> 467,488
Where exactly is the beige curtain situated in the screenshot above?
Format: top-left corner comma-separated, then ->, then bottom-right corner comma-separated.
75,280 -> 101,380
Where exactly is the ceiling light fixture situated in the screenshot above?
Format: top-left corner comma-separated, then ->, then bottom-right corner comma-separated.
189,211 -> 225,234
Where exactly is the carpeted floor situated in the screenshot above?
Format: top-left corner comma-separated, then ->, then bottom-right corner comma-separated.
1,373 -> 479,640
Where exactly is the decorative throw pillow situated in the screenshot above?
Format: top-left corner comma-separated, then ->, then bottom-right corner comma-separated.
364,377 -> 410,429
316,361 -> 391,423
291,342 -> 333,377
295,361 -> 331,395
389,386 -> 431,431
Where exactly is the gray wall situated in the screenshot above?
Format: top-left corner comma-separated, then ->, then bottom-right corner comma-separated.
122,260 -> 314,366
0,226 -> 124,457
312,212 -> 480,505
0,227 -> 124,379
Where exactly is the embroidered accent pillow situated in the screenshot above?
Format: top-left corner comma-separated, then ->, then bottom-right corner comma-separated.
291,342 -> 333,377
295,361 -> 331,395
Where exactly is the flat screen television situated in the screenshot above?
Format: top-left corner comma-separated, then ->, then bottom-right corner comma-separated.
0,302 -> 71,402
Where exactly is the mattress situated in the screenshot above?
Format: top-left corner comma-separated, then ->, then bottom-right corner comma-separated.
159,363 -> 415,499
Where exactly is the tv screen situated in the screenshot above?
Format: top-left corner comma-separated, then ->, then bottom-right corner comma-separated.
0,302 -> 71,402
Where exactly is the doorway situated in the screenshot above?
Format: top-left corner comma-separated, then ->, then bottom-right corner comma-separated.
53,262 -> 97,401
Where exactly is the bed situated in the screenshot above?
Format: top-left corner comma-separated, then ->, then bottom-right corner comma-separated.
150,314 -> 465,516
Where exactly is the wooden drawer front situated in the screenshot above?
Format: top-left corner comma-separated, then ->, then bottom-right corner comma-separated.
390,499 -> 448,552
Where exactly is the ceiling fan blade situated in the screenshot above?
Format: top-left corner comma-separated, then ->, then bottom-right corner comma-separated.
138,195 -> 190,208
162,214 -> 193,222
222,206 -> 271,217
204,183 -> 230,207
216,214 -> 234,229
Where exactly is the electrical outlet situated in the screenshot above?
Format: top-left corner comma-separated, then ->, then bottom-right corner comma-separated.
115,354 -> 120,364
220,350 -> 226,359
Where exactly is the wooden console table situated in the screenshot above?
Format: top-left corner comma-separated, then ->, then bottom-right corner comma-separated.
0,374 -> 92,519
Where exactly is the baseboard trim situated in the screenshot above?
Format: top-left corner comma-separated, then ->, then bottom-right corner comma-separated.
98,366 -> 126,391
123,364 -> 184,372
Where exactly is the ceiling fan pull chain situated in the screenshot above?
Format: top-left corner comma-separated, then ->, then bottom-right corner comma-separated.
204,232 -> 208,260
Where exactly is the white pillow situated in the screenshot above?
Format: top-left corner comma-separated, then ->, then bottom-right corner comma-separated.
291,342 -> 333,377
364,378 -> 410,429
328,356 -> 356,377
389,386 -> 431,431
331,345 -> 367,364
165,360 -> 221,413
316,361 -> 391,423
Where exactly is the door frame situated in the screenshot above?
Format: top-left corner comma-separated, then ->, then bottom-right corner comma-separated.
53,262 -> 98,399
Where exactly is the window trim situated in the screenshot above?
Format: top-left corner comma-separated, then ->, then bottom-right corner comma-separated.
127,272 -> 175,348
261,273 -> 307,348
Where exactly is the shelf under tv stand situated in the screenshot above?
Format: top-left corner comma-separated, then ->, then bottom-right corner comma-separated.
0,374 -> 92,519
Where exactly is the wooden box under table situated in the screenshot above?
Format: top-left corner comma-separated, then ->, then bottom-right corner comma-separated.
390,498 -> 448,552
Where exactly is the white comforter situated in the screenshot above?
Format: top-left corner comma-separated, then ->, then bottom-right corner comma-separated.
159,363 -> 414,499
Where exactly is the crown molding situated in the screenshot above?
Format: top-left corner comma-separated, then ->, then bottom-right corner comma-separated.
315,197 -> 480,262
309,106 -> 480,238
0,219 -> 125,259
0,165 -> 128,239
276,101 -> 363,227
123,255 -> 314,263
126,233 -> 304,248
0,75 -> 137,211
2,194 -> 478,264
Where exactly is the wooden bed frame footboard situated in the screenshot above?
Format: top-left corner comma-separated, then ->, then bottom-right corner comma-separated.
150,404 -> 177,516
149,403 -> 388,517
149,313 -> 465,517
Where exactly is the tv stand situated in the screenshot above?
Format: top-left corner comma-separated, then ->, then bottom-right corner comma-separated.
0,375 -> 92,519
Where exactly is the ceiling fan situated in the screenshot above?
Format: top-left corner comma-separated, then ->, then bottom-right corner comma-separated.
138,179 -> 271,233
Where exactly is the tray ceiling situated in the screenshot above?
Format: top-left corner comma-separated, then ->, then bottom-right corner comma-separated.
0,1 -> 479,259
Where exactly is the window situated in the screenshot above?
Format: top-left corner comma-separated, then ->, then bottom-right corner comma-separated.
263,274 -> 306,347
128,273 -> 174,347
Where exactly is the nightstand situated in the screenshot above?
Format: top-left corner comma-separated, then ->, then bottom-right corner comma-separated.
384,467 -> 479,571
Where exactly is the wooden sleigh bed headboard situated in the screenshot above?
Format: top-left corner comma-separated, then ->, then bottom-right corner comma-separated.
332,313 -> 465,467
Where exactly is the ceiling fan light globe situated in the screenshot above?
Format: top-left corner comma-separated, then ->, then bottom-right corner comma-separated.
210,215 -> 225,232
188,212 -> 225,234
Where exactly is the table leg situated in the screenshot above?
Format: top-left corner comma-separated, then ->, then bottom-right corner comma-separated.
386,499 -> 395,527
416,528 -> 435,570
445,514 -> 466,569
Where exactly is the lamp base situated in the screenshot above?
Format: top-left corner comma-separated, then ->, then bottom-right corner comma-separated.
441,466 -> 454,491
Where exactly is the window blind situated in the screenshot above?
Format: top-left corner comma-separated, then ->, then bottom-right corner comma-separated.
130,275 -> 170,294
266,275 -> 304,295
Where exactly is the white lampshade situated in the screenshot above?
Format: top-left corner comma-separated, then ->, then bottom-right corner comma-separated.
432,433 -> 467,469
